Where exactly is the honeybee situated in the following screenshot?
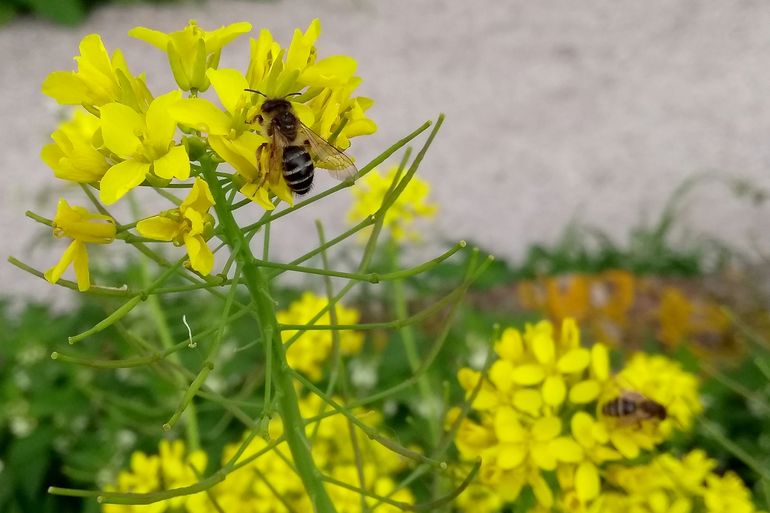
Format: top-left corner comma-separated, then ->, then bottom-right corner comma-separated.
601,390 -> 668,425
245,89 -> 357,195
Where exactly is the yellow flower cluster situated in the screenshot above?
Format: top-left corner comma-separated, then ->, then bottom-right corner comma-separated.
517,271 -> 741,361
104,395 -> 413,513
39,19 -> 375,289
102,439 -> 208,513
277,291 -> 364,381
347,167 -> 438,242
601,450 -> 766,513
447,319 -> 702,512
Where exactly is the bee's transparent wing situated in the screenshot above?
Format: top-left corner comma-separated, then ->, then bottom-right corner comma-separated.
298,123 -> 358,181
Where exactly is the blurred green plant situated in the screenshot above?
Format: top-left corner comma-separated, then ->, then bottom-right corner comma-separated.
0,0 -> 189,26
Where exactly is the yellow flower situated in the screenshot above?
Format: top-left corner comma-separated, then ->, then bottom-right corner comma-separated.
277,291 -> 363,381
703,471 -> 761,513
170,19 -> 375,209
346,167 -> 437,242
129,20 -> 252,92
602,450 -> 766,513
214,394 -> 413,512
41,109 -> 110,183
42,34 -> 151,112
611,352 -> 701,434
99,90 -> 190,205
44,199 -> 116,291
137,178 -> 216,275
454,482 -> 504,513
553,412 -> 621,504
169,67 -> 290,209
103,439 -> 210,513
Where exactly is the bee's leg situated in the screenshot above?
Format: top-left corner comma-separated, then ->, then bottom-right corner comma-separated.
255,145 -> 269,189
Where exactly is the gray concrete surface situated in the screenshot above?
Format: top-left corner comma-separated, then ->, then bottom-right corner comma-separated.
2,0 -> 770,303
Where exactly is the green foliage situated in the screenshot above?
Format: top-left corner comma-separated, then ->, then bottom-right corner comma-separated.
0,0 -> 186,26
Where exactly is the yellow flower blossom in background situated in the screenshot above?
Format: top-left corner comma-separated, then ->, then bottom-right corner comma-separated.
103,439 -> 209,513
137,178 -> 216,275
42,34 -> 152,112
129,20 -> 252,92
44,199 -> 116,291
40,109 -> 110,183
99,90 -> 190,205
602,450 -> 766,513
277,291 -> 363,380
219,394 -> 413,513
347,167 -> 438,242
106,396 -> 414,513
448,319 -> 702,512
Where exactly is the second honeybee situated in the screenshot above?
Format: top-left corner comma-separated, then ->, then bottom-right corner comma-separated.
601,390 -> 667,425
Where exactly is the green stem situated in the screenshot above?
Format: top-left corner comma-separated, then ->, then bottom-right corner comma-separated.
387,237 -> 440,445
200,158 -> 337,513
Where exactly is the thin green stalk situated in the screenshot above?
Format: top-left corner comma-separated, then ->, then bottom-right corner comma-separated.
700,419 -> 770,481
201,158 -> 337,513
388,237 -> 440,445
137,229 -> 201,451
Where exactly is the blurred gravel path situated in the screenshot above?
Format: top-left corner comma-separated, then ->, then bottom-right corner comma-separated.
2,0 -> 770,302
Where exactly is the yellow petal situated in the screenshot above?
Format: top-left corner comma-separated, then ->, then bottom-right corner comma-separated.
532,416 -> 561,441
560,318 -> 581,348
240,183 -> 275,210
299,55 -> 357,87
168,98 -> 232,135
571,412 -> 595,448
44,240 -> 78,285
513,389 -> 542,417
184,234 -> 214,275
153,145 -> 190,180
495,327 -> 524,362
99,160 -> 150,205
137,216 -> 179,241
542,375 -> 566,406
575,461 -> 600,501
42,72 -> 86,104
128,26 -> 171,50
207,68 -> 249,115
511,364 -> 546,385
145,90 -> 182,150
530,331 -> 555,364
609,431 -> 640,459
489,360 -> 514,392
494,407 -> 526,443
591,343 -> 610,381
205,21 -> 253,53
101,103 -> 144,156
181,177 -> 215,213
72,240 -> 90,291
557,348 -> 591,374
497,443 -> 526,470
531,441 -> 557,470
569,380 -> 601,404
530,472 -> 554,508
550,436 -> 583,463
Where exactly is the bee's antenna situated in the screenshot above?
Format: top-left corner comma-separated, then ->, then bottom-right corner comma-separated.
285,92 -> 303,98
244,88 -> 267,97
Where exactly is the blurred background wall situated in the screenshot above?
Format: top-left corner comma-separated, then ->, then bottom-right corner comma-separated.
2,0 -> 770,302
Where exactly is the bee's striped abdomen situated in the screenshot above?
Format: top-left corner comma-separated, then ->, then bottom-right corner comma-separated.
602,397 -> 637,417
282,145 -> 314,195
